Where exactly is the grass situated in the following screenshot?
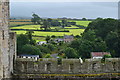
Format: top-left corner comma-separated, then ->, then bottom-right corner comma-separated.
10,22 -> 32,27
76,21 -> 91,27
11,25 -> 40,30
65,25 -> 79,28
10,19 -> 90,41
10,19 -> 32,27
68,20 -> 91,27
33,29 -> 84,36
12,29 -> 84,37
32,37 -> 45,42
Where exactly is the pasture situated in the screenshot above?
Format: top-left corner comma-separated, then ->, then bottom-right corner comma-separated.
68,20 -> 91,27
10,19 -> 91,41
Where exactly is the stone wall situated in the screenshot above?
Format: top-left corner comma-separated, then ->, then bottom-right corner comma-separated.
0,0 -> 16,79
14,58 -> 120,74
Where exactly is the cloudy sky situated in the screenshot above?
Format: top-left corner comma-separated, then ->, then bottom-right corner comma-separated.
10,0 -> 119,19
10,0 -> 119,2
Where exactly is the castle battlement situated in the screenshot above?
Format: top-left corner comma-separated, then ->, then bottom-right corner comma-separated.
14,58 -> 120,74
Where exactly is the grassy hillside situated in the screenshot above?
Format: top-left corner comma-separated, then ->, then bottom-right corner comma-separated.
10,19 -> 91,41
68,20 -> 91,27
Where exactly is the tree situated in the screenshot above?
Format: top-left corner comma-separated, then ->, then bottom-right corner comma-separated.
82,18 -> 87,21
44,54 -> 52,58
70,30 -> 108,59
82,30 -> 96,41
85,18 -> 118,39
41,20 -> 51,30
61,19 -> 68,28
31,13 -> 42,24
46,36 -> 51,43
64,47 -> 78,58
51,20 -> 61,26
21,44 -> 42,57
84,18 -> 120,57
105,31 -> 119,57
103,54 -> 112,58
46,44 -> 56,51
26,31 -> 36,45
17,34 -> 30,54
37,45 -> 50,54
77,39 -> 93,58
47,18 -> 52,22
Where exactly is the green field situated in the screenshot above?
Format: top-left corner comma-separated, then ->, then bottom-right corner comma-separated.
10,20 -> 91,41
68,20 -> 91,27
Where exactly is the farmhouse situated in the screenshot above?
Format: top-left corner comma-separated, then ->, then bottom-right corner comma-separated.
64,35 -> 74,43
54,38 -> 64,43
18,54 -> 39,60
91,52 -> 110,59
37,41 -> 47,45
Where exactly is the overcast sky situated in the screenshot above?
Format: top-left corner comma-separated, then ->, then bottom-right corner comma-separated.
10,1 -> 118,19
10,0 -> 119,2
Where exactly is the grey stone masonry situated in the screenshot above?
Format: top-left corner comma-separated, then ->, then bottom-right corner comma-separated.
0,0 -> 16,79
14,58 -> 120,74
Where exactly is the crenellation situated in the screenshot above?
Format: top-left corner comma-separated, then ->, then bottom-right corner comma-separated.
14,58 -> 120,74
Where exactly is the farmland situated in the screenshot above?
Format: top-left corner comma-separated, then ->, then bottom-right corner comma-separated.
10,19 -> 91,41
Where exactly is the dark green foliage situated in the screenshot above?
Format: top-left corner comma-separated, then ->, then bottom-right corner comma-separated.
51,35 -> 56,38
46,36 -> 51,43
61,19 -> 70,28
103,54 -> 112,58
70,30 -> 108,59
64,47 -> 78,58
82,18 -> 87,21
105,31 -> 119,57
31,13 -> 42,24
17,34 -> 29,54
85,18 -> 118,39
44,54 -> 52,58
75,35 -> 80,38
37,45 -> 50,54
77,40 -> 93,58
68,22 -> 76,25
17,31 -> 36,55
51,20 -> 61,26
46,44 -> 56,51
26,31 -> 34,40
21,44 -> 42,57
40,19 -> 51,31
26,31 -> 36,45
84,18 -> 120,57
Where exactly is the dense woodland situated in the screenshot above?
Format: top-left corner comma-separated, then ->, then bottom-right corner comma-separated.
16,14 -> 120,59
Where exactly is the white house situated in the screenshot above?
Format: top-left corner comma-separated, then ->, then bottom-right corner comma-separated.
37,41 -> 47,45
18,54 -> 39,60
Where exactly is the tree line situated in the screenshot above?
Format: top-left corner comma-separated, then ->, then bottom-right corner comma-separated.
31,13 -> 77,30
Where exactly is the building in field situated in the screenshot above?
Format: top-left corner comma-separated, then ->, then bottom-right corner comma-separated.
37,41 -> 47,45
64,35 -> 74,43
91,52 -> 110,59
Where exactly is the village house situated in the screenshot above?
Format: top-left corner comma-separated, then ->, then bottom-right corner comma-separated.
63,35 -> 74,43
54,38 -> 64,43
37,41 -> 47,45
18,54 -> 39,60
91,52 -> 111,59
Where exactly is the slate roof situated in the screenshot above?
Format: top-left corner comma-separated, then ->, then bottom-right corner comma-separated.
18,54 -> 39,57
64,35 -> 74,39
